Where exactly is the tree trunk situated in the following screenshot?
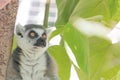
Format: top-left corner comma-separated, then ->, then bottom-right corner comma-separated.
0,0 -> 18,80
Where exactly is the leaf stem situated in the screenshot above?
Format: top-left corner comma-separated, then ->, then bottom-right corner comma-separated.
43,0 -> 51,28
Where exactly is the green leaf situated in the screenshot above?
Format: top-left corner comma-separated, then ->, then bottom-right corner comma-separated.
56,0 -> 79,27
48,27 -> 64,41
72,62 -> 88,80
100,65 -> 120,79
108,0 -> 118,17
56,0 -> 119,26
55,0 -> 120,79
89,36 -> 120,80
71,0 -> 112,22
112,0 -> 120,22
48,45 -> 71,80
62,23 -> 89,76
89,37 -> 111,79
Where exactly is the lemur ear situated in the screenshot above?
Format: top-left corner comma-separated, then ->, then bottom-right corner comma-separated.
15,23 -> 24,38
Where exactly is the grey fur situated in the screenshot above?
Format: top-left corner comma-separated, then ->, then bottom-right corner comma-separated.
24,24 -> 45,31
12,47 -> 22,75
6,48 -> 58,80
6,24 -> 59,80
6,47 -> 22,80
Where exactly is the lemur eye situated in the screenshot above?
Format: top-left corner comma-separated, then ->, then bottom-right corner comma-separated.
29,30 -> 38,39
42,32 -> 47,39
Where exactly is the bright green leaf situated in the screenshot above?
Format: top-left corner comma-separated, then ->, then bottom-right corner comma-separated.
108,0 -> 118,17
56,0 -> 119,27
48,27 -> 64,41
62,22 -> 89,76
100,65 -> 120,79
89,36 -> 120,80
56,0 -> 79,27
112,0 -> 120,22
55,0 -> 120,80
71,0 -> 112,22
48,45 -> 71,80
72,62 -> 89,80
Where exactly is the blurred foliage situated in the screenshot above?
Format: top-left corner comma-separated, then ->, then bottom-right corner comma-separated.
49,0 -> 120,80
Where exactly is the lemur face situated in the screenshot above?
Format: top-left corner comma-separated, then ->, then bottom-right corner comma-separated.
27,28 -> 47,47
15,24 -> 48,50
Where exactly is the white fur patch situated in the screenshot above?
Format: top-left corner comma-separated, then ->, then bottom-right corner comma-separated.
19,50 -> 47,80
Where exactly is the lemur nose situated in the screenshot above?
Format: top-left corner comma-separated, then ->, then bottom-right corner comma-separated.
39,37 -> 44,42
34,37 -> 46,47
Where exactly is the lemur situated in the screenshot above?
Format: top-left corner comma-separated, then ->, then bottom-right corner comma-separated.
6,24 -> 59,80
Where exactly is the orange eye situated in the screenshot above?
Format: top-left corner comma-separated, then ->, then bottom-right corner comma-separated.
29,30 -> 38,39
30,32 -> 35,37
42,33 -> 47,39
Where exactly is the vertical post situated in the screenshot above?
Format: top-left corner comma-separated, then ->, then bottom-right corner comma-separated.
0,0 -> 18,80
43,0 -> 51,28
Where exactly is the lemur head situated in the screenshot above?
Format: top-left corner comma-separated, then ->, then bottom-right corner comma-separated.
15,24 -> 50,51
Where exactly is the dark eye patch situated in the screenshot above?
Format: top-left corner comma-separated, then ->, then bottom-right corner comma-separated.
17,32 -> 23,38
29,30 -> 38,39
